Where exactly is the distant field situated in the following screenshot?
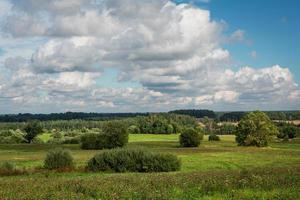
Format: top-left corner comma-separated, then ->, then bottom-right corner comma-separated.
0,134 -> 300,199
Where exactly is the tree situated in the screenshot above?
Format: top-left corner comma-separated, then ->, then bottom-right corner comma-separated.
236,111 -> 278,147
179,128 -> 201,147
24,121 -> 43,143
278,125 -> 298,139
101,121 -> 128,149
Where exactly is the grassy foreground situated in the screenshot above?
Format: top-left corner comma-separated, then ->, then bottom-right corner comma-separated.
0,134 -> 300,199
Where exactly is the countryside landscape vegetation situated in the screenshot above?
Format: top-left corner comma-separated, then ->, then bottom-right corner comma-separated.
0,110 -> 299,199
0,0 -> 300,199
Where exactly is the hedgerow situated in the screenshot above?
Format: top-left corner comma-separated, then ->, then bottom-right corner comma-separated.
87,149 -> 181,172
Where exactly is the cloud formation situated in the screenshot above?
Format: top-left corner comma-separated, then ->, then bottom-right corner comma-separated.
0,0 -> 299,113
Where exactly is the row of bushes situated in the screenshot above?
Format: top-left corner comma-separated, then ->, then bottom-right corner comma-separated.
43,148 -> 180,173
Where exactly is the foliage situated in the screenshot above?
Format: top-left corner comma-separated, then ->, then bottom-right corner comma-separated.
62,136 -> 81,144
0,112 -> 149,122
127,125 -> 140,134
87,149 -> 181,172
24,120 -> 43,143
278,125 -> 299,139
215,123 -> 237,135
102,121 -> 128,149
81,133 -> 101,150
0,166 -> 300,199
137,114 -> 197,134
31,137 -> 45,144
208,134 -> 220,141
81,121 -> 128,150
169,109 -> 216,119
179,128 -> 201,147
44,148 -> 74,170
220,112 -> 247,122
236,111 -> 278,147
0,129 -> 27,144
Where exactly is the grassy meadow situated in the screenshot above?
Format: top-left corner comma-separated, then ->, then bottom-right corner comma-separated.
0,134 -> 300,199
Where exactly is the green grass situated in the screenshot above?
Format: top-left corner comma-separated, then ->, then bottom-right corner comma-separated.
37,133 -> 52,142
0,134 -> 300,199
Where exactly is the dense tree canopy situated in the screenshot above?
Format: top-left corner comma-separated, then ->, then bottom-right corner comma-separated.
169,109 -> 216,119
24,121 -> 43,143
236,111 -> 278,147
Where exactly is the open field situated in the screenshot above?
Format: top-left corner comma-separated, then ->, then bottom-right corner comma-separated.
0,134 -> 300,199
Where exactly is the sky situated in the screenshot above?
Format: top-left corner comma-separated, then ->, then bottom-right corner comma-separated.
0,0 -> 299,114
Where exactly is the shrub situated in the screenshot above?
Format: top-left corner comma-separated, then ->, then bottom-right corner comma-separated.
24,121 -> 43,143
87,149 -> 181,172
62,136 -> 81,144
179,128 -> 201,147
102,121 -> 128,149
278,125 -> 298,139
127,125 -> 140,134
10,130 -> 27,143
208,134 -> 220,141
0,161 -> 15,171
47,138 -> 63,144
44,148 -> 74,170
0,129 -> 27,144
195,126 -> 205,140
0,161 -> 25,176
277,131 -> 286,139
81,121 -> 128,150
31,137 -> 45,144
80,133 -> 106,150
236,111 -> 278,147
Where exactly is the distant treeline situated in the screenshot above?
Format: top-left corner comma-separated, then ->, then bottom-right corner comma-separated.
219,111 -> 300,121
0,110 -> 299,123
0,112 -> 149,122
169,109 -> 216,119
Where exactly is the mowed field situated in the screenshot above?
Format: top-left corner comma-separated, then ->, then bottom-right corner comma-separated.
0,134 -> 300,199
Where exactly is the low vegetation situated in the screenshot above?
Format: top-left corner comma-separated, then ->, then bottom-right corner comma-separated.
44,148 -> 74,170
208,134 -> 220,141
87,149 -> 181,172
179,128 -> 202,147
0,110 -> 299,199
278,125 -> 299,139
81,121 -> 128,150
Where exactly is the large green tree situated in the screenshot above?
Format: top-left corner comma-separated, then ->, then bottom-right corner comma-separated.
236,111 -> 278,147
24,121 -> 43,143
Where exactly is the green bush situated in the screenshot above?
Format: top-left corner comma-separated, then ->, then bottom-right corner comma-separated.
87,149 -> 181,172
24,121 -> 43,143
0,129 -> 27,144
0,161 -> 25,176
31,137 -> 45,144
208,134 -> 220,141
236,111 -> 278,147
62,137 -> 81,144
179,128 -> 201,147
47,138 -> 63,144
44,148 -> 74,170
80,133 -> 106,149
127,125 -> 140,134
81,121 -> 128,150
195,126 -> 205,140
278,125 -> 298,139
102,121 -> 128,149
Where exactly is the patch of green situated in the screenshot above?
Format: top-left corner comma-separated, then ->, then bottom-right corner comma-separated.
0,134 -> 299,199
129,134 -> 179,142
0,166 -> 299,199
37,133 -> 52,142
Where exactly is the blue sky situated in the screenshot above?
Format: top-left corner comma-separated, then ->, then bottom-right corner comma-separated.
0,0 -> 299,113
174,0 -> 300,82
206,0 -> 300,82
